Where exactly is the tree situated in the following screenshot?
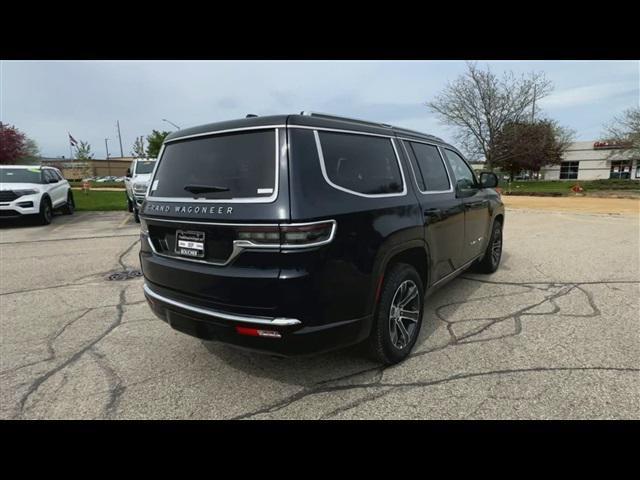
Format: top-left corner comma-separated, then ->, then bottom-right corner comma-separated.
75,141 -> 94,160
0,123 -> 28,164
146,130 -> 171,158
19,138 -> 41,165
602,107 -> 640,157
491,119 -> 574,180
426,62 -> 553,169
131,136 -> 146,157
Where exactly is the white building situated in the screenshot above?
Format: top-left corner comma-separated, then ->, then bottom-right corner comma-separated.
541,141 -> 639,181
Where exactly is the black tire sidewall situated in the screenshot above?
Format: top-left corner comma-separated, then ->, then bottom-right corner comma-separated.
372,263 -> 424,364
39,197 -> 52,225
66,191 -> 75,214
489,221 -> 502,269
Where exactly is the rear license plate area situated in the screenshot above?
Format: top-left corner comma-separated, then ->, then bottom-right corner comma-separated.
175,230 -> 205,258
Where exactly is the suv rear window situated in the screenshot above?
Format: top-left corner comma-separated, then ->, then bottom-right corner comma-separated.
317,131 -> 403,196
149,129 -> 277,200
135,161 -> 156,174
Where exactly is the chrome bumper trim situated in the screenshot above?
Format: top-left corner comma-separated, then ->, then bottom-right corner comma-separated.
143,283 -> 301,326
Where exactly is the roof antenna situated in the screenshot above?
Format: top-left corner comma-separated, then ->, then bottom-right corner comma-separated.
246,114 -> 258,118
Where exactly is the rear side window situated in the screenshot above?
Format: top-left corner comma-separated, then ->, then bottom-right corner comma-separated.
317,131 -> 403,196
407,142 -> 450,191
149,129 -> 277,201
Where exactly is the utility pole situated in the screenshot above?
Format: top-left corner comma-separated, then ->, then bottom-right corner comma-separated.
116,120 -> 124,158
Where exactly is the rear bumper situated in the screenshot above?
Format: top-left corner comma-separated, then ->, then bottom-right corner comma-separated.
144,281 -> 372,356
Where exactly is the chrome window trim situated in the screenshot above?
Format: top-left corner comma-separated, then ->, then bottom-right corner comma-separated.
289,124 -> 393,139
399,138 -> 454,195
313,130 -> 407,199
141,218 -> 337,266
147,128 -> 280,204
143,283 -> 301,326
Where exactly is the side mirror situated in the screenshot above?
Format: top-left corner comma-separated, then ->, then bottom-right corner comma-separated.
125,169 -> 132,178
480,172 -> 498,189
48,177 -> 58,184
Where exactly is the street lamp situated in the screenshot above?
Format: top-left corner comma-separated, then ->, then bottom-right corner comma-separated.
162,118 -> 181,130
105,138 -> 112,176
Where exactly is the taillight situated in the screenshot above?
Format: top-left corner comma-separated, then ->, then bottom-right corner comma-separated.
236,226 -> 280,245
280,221 -> 335,247
235,220 -> 335,249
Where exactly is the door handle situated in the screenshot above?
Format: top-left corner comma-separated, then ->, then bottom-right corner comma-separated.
424,208 -> 442,218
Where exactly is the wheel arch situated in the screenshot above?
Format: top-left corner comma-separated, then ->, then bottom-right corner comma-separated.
370,240 -> 431,313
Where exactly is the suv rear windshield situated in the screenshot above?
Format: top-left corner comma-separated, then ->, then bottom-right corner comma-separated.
149,129 -> 277,200
135,161 -> 156,174
0,168 -> 44,184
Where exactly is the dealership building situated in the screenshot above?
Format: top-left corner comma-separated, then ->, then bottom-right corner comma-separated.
541,141 -> 639,181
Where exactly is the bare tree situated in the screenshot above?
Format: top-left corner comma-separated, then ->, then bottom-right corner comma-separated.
131,136 -> 146,157
602,107 -> 640,157
426,62 -> 553,169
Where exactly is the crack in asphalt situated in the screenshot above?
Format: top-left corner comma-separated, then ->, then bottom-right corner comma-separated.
231,277 -> 639,419
233,366 -> 640,420
14,289 -> 128,418
3,227 -> 639,419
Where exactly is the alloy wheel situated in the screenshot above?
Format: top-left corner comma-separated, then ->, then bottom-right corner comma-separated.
388,280 -> 421,349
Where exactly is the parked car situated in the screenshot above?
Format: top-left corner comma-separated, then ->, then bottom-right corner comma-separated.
125,158 -> 156,223
139,113 -> 504,364
0,165 -> 74,224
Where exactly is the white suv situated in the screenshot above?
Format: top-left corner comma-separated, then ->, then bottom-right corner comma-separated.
0,165 -> 74,225
124,158 -> 156,223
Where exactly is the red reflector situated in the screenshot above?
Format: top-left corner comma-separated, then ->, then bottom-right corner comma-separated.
236,326 -> 259,336
236,326 -> 281,338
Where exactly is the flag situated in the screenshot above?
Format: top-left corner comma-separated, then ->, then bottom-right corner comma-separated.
68,133 -> 78,146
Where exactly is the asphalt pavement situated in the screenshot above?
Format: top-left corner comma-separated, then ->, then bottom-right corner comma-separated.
1,208 -> 638,419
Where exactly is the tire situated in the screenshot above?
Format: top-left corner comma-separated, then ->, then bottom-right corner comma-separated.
37,197 -> 53,225
473,219 -> 503,274
62,191 -> 75,215
133,207 -> 140,223
368,263 -> 424,365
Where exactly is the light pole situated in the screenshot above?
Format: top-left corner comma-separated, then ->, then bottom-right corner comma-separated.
105,138 -> 111,176
162,118 -> 181,130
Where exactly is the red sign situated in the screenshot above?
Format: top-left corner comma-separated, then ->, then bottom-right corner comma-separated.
594,141 -> 626,149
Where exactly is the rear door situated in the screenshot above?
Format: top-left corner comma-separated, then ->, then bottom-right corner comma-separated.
400,138 -> 465,281
140,126 -> 290,311
44,169 -> 66,206
442,148 -> 491,263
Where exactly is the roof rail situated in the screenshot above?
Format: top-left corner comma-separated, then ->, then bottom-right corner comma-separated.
300,111 -> 392,129
393,126 -> 445,144
300,111 -> 444,143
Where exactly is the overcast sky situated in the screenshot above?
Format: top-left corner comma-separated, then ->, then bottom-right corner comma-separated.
1,60 -> 638,158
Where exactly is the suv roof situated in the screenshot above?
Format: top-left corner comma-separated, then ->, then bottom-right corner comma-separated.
163,112 -> 450,148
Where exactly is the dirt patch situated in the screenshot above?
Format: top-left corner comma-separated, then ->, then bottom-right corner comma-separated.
502,195 -> 640,216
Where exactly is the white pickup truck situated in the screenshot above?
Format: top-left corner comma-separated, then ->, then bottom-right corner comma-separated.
124,158 -> 156,223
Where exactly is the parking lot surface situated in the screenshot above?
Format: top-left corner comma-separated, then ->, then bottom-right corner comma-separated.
1,209 -> 638,419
